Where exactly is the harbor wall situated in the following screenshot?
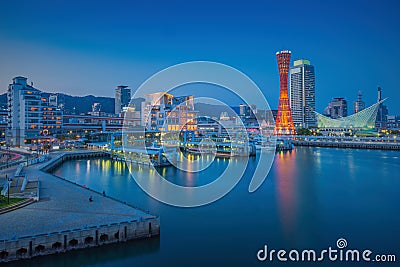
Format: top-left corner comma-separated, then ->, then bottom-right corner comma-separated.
293,140 -> 400,150
0,217 -> 160,262
0,150 -> 160,263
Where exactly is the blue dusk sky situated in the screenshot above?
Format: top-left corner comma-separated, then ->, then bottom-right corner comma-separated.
0,0 -> 399,114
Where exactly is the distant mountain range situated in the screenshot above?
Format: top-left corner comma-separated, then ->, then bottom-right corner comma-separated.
0,92 -> 144,114
0,92 -> 243,117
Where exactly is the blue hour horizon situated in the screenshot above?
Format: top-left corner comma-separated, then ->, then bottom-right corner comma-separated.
0,0 -> 399,114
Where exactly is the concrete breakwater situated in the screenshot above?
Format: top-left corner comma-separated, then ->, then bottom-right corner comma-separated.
41,151 -> 110,173
293,140 -> 400,150
0,217 -> 160,262
0,150 -> 160,263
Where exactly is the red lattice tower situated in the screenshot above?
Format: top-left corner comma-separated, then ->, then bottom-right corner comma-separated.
275,50 -> 296,135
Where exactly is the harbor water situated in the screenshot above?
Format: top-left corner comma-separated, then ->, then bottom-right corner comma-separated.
7,147 -> 400,266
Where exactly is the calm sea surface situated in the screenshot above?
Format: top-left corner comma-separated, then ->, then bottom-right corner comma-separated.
7,147 -> 400,266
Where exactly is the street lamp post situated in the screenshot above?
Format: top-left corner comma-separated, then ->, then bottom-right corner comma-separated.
7,174 -> 10,204
6,145 -> 9,168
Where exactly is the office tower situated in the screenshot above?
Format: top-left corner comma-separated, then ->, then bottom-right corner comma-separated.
376,86 -> 388,128
324,97 -> 348,119
275,50 -> 295,135
115,85 -> 131,114
353,90 -> 365,114
239,104 -> 256,118
239,104 -> 250,117
289,59 -> 316,128
239,104 -> 247,117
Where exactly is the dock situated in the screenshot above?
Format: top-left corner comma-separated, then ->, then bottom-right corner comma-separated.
293,136 -> 400,150
0,151 -> 160,263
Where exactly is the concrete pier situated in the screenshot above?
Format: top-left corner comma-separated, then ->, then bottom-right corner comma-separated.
293,139 -> 400,150
0,151 -> 160,263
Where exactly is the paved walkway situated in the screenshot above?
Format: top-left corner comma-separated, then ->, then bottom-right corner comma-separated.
0,165 -> 19,188
0,152 -> 153,240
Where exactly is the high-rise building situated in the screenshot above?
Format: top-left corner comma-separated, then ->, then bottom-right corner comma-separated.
239,104 -> 256,118
239,104 -> 249,117
353,90 -> 365,114
376,86 -> 388,128
275,50 -> 296,135
7,77 -> 42,146
6,77 -> 63,146
324,97 -> 348,119
115,85 -> 131,114
289,59 -> 316,128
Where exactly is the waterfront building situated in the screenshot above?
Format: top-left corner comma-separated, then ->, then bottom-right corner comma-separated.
62,113 -> 138,135
121,106 -> 141,129
275,50 -> 296,135
376,86 -> 389,128
115,85 -> 131,114
7,77 -> 41,146
141,92 -> 198,132
316,100 -> 384,135
386,115 -> 400,130
197,116 -> 220,136
289,59 -> 316,128
353,91 -> 365,114
6,77 -> 63,146
324,97 -> 348,118
41,97 -> 63,136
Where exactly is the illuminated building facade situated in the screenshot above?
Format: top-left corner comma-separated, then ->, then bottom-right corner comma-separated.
41,96 -> 63,136
141,92 -> 198,132
289,59 -> 316,128
316,100 -> 384,133
275,50 -> 296,135
6,77 -> 63,146
376,86 -> 389,128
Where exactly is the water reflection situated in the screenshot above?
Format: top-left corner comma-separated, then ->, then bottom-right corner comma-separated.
47,148 -> 400,267
274,150 -> 298,241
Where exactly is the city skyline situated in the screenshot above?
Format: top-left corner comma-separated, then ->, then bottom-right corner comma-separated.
1,1 -> 399,266
0,75 -> 394,116
0,1 -> 399,114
